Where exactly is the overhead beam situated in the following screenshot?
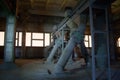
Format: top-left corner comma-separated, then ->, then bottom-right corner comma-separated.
3,0 -> 16,14
76,1 -> 89,14
112,7 -> 120,14
16,0 -> 19,16
29,9 -> 64,17
0,0 -> 10,16
45,0 -> 50,9
30,0 -> 34,8
4,0 -> 14,11
60,0 -> 68,10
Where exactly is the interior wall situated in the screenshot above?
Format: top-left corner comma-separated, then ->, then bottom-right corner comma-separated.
0,17 -> 120,59
25,47 -> 44,58
0,47 -> 45,59
0,47 -> 4,58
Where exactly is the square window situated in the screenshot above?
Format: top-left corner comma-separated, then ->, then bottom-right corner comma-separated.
118,38 -> 120,47
89,35 -> 92,47
84,42 -> 89,47
45,33 -> 50,46
26,32 -> 31,46
32,33 -> 43,39
32,40 -> 43,47
19,32 -> 22,46
0,32 -> 4,46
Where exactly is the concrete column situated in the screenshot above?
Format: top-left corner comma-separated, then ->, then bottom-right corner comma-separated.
54,14 -> 87,73
46,38 -> 62,63
4,15 -> 16,62
54,38 -> 76,73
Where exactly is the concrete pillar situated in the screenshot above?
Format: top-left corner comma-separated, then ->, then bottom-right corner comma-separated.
4,15 -> 16,62
46,38 -> 62,63
54,38 -> 76,73
54,14 -> 87,73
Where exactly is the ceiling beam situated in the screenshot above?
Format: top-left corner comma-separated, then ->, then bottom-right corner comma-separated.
0,0 -> 12,16
16,0 -> 19,16
60,0 -> 68,10
45,0 -> 50,9
112,7 -> 120,14
29,9 -> 64,17
30,0 -> 34,8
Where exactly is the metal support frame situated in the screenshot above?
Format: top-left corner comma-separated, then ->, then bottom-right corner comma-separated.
105,2 -> 111,80
89,0 -> 111,80
89,2 -> 96,80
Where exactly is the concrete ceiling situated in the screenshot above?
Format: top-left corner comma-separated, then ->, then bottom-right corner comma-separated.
0,0 -> 120,33
111,0 -> 120,33
15,0 -> 80,31
17,0 -> 79,17
112,0 -> 120,20
14,0 -> 120,26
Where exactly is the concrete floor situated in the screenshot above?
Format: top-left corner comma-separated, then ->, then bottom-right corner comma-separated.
0,59 -> 120,80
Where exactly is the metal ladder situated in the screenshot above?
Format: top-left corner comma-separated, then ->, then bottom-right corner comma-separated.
89,0 -> 111,80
